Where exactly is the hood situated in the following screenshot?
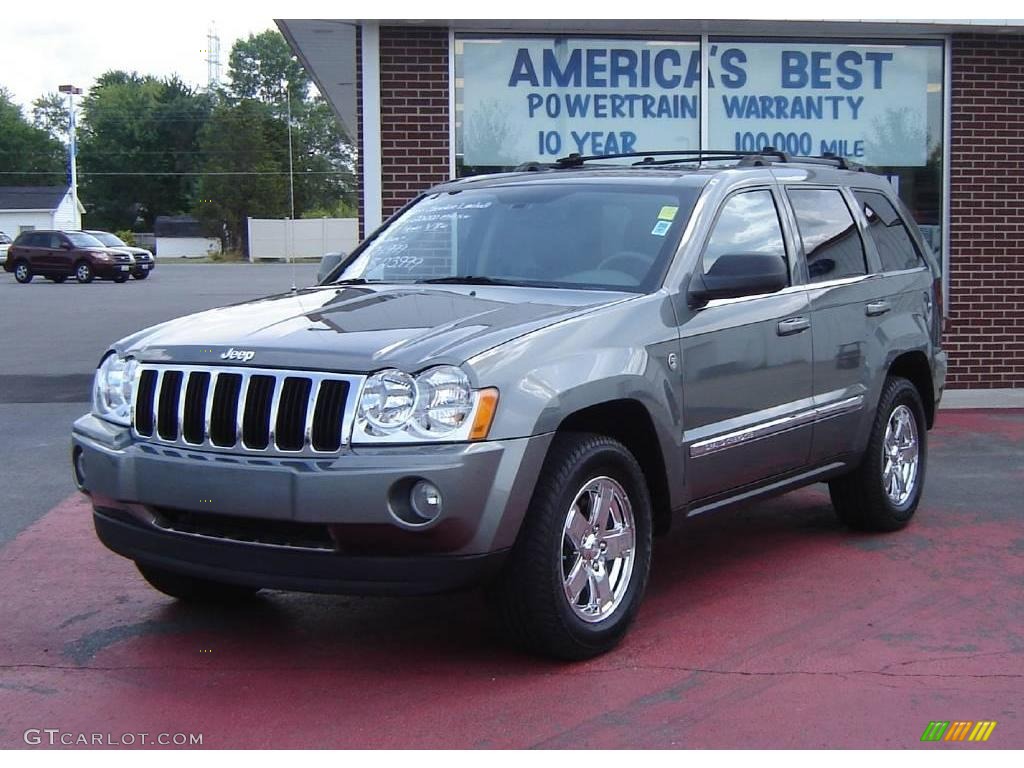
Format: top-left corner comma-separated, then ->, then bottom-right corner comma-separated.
115,283 -> 635,373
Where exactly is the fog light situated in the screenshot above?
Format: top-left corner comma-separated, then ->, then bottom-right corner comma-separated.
72,446 -> 87,491
409,480 -> 443,522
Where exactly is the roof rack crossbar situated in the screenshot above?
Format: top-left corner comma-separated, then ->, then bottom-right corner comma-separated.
553,147 -> 862,171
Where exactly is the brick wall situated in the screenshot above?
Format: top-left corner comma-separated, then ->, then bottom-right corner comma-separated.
355,26 -> 450,237
948,34 -> 1024,388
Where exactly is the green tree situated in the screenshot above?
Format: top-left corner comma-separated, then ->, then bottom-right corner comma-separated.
78,72 -> 212,230
0,88 -> 66,186
228,29 -> 309,108
195,99 -> 290,252
32,93 -> 71,145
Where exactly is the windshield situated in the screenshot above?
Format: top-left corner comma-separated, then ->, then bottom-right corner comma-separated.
66,232 -> 105,248
90,232 -> 125,247
333,184 -> 699,292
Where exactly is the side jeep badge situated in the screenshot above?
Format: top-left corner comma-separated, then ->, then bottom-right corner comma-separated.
220,348 -> 256,362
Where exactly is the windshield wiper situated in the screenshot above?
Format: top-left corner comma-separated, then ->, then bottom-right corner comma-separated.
417,275 -> 503,285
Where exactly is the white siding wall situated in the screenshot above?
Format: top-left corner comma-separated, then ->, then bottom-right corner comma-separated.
156,237 -> 222,258
247,217 -> 359,261
53,192 -> 81,230
0,211 -> 54,236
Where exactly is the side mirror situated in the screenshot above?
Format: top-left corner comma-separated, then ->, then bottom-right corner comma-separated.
316,251 -> 347,284
60,242 -> 73,250
689,252 -> 788,308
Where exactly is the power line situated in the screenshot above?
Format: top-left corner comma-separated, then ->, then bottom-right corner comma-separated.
0,170 -> 350,176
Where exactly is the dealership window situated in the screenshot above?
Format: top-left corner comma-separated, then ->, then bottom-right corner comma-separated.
454,36 -> 701,176
453,35 -> 944,266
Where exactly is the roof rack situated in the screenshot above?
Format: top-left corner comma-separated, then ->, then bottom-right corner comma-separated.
553,148 -> 863,171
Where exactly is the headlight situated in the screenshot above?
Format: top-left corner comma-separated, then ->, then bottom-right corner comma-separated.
92,353 -> 137,426
359,369 -> 418,431
411,366 -> 473,436
354,366 -> 498,443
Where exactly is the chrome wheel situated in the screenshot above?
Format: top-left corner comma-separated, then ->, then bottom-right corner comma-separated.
882,404 -> 919,506
15,264 -> 29,281
561,476 -> 636,623
76,264 -> 91,282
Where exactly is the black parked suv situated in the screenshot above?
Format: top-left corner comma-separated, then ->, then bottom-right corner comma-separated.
4,230 -> 135,284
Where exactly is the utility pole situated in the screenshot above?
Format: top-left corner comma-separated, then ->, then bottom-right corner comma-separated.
286,84 -> 296,290
205,24 -> 222,90
58,84 -> 82,228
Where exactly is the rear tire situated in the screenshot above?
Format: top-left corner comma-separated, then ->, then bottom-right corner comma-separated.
489,432 -> 653,660
14,260 -> 32,283
829,376 -> 927,532
74,261 -> 94,284
136,563 -> 260,603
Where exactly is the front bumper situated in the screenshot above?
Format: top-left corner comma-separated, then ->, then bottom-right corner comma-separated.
73,413 -> 551,594
93,507 -> 507,595
94,261 -> 134,278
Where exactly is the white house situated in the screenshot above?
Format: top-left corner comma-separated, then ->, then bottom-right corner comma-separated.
0,186 -> 84,237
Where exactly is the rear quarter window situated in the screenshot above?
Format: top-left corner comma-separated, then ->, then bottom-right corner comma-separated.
854,190 -> 924,272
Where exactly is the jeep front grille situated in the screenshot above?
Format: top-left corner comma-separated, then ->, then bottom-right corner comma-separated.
131,364 -> 363,455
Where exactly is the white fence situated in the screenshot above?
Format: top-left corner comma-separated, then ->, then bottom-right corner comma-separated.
247,217 -> 359,262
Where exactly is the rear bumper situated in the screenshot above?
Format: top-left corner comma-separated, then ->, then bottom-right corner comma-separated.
94,507 -> 507,595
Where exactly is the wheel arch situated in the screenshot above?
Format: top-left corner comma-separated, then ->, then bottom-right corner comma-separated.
888,350 -> 935,428
553,398 -> 676,536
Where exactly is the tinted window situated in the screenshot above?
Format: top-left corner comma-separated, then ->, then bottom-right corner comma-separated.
703,190 -> 787,276
854,190 -> 923,272
48,233 -> 64,249
90,232 -> 125,247
788,189 -> 866,283
336,185 -> 700,292
65,232 -> 104,248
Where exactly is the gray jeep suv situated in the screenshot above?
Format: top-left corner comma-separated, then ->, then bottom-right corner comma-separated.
72,150 -> 947,659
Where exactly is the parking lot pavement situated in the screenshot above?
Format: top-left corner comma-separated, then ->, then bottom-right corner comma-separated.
0,410 -> 1020,748
0,264 -> 318,545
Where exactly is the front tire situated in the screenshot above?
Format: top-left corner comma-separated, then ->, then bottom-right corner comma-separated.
14,260 -> 32,283
136,563 -> 260,603
113,273 -> 129,284
74,261 -> 94,283
490,432 -> 653,660
829,376 -> 927,532
132,270 -> 149,280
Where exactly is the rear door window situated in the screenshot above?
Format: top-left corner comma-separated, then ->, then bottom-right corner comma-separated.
787,188 -> 867,283
854,190 -> 924,272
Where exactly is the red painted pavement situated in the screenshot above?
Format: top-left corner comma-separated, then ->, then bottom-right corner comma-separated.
1,410 -> 1022,748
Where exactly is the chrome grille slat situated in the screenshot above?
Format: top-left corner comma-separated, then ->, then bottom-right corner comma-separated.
131,364 -> 363,457
203,371 -> 219,446
303,380 -> 323,450
235,372 -> 251,446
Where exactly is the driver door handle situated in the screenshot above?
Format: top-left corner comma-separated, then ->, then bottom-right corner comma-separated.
866,300 -> 892,316
777,316 -> 810,336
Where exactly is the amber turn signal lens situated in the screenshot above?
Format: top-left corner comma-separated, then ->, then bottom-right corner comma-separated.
469,388 -> 499,441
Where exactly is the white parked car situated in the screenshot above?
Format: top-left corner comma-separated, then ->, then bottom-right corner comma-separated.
0,231 -> 12,265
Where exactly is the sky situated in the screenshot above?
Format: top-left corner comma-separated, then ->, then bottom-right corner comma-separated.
1,6 -> 274,111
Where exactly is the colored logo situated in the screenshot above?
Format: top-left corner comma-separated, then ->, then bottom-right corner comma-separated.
921,721 -> 997,743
